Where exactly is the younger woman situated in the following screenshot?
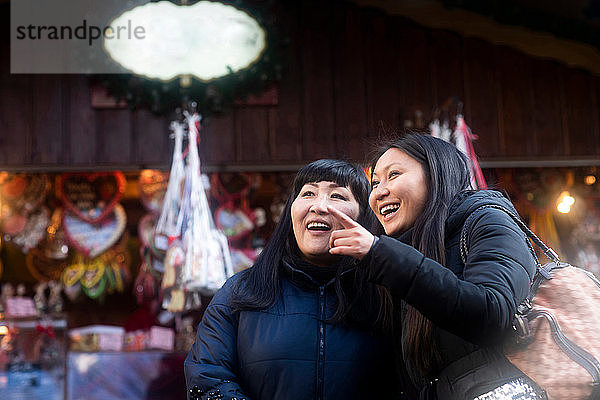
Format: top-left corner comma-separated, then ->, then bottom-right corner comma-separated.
329,135 -> 543,399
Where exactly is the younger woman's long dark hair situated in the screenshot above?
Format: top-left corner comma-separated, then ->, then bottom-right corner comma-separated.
371,134 -> 471,377
230,159 -> 391,329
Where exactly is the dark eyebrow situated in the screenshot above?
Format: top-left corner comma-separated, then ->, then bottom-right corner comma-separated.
305,182 -> 345,189
373,163 -> 404,177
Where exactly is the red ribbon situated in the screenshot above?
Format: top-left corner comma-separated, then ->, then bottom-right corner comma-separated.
456,116 -> 487,190
35,324 -> 55,338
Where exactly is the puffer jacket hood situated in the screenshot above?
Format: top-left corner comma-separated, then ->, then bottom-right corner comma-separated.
445,190 -> 518,238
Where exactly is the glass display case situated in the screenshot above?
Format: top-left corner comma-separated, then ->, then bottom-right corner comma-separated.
67,351 -> 186,400
0,318 -> 67,400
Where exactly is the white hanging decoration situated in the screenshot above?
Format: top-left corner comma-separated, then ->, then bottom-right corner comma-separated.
440,119 -> 452,142
430,118 -> 452,142
429,119 -> 442,139
180,111 -> 234,295
154,121 -> 186,251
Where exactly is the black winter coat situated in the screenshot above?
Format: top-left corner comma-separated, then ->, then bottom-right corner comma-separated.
367,190 -> 538,399
184,261 -> 398,400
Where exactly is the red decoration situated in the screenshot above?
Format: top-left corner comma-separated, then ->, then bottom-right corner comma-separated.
57,172 -> 126,224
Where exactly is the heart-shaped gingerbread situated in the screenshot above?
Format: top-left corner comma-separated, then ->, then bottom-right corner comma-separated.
138,213 -> 165,255
26,246 -> 70,282
58,172 -> 126,224
63,204 -> 127,258
1,213 -> 28,236
0,174 -> 50,213
214,205 -> 255,240
138,170 -> 169,214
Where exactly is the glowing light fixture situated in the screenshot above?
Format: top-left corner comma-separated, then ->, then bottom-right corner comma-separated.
556,191 -> 575,214
103,1 -> 267,81
585,175 -> 596,185
0,326 -> 8,336
363,166 -> 372,183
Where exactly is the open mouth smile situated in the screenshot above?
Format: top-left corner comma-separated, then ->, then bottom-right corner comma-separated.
379,203 -> 400,220
306,221 -> 331,231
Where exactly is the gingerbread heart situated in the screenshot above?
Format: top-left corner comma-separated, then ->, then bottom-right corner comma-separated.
26,246 -> 70,282
2,213 -> 28,236
138,170 -> 169,214
137,213 -> 156,249
214,205 -> 255,240
138,213 -> 167,260
63,204 -> 127,258
0,174 -> 50,213
58,172 -> 126,224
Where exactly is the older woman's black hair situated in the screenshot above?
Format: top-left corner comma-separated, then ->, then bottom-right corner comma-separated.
371,133 -> 472,375
230,159 -> 390,328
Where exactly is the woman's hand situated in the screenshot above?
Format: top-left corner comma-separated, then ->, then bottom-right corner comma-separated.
327,206 -> 375,260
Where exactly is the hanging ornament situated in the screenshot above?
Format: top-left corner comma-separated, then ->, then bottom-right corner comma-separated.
178,112 -> 233,295
138,170 -> 169,214
452,115 -> 487,190
63,204 -> 127,259
57,172 -> 126,224
8,206 -> 49,252
211,173 -> 256,241
154,122 -> 186,252
43,208 -> 70,260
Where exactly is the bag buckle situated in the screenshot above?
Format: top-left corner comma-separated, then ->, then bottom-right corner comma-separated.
512,314 -> 532,342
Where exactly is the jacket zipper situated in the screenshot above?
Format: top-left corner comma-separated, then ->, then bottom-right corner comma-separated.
316,285 -> 325,400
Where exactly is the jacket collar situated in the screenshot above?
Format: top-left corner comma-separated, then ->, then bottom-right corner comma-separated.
281,260 -> 356,289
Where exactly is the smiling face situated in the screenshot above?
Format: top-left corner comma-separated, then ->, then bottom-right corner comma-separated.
369,148 -> 428,236
291,181 -> 360,266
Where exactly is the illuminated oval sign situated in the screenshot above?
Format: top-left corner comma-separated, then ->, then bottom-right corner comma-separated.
103,1 -> 267,81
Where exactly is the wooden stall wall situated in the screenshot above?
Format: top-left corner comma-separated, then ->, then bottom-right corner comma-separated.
1,1 -> 600,171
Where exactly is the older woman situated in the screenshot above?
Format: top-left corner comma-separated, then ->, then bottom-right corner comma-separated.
329,134 -> 543,400
184,159 -> 398,400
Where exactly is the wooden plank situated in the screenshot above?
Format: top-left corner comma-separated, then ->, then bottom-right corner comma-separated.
0,1 -> 33,167
95,109 -> 132,165
0,2 -> 32,167
561,68 -> 597,156
494,46 -> 535,157
431,30 -> 464,108
0,74 -> 32,166
362,11 -> 402,148
267,3 -> 303,163
593,77 -> 600,156
235,107 -> 270,163
397,23 -> 433,131
69,76 -> 96,165
133,109 -> 170,167
531,60 -> 564,157
462,38 -> 500,158
200,112 -> 235,165
300,0 -> 336,159
31,75 -> 66,164
332,4 -> 368,163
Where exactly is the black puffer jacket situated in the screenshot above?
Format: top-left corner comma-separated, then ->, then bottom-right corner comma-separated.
367,190 -> 538,399
184,261 -> 398,400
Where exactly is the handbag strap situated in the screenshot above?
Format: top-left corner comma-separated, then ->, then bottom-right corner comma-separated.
459,203 -> 560,266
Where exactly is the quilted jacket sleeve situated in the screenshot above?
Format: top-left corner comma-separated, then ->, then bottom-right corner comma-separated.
368,208 -> 535,345
184,283 -> 251,400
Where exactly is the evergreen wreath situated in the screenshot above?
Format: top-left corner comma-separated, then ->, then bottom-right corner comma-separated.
93,0 -> 288,116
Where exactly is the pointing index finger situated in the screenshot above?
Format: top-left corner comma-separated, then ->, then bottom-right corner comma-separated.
326,206 -> 358,229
